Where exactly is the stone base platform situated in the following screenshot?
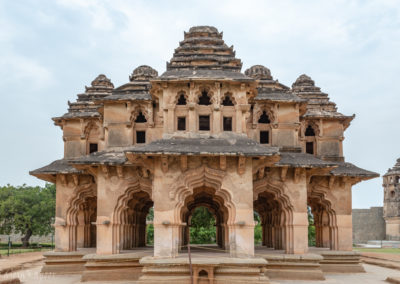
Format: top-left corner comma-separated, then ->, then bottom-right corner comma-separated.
261,253 -> 325,280
81,249 -> 152,282
319,251 -> 365,273
138,256 -> 270,284
41,249 -> 94,274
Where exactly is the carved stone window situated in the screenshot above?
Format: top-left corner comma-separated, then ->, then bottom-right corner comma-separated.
198,91 -> 211,105
396,176 -> 399,184
89,143 -> 98,154
258,111 -> 270,124
178,117 -> 186,131
223,117 -> 232,131
136,131 -> 146,143
222,95 -> 234,106
305,125 -> 316,136
306,142 -> 314,154
177,94 -> 187,105
391,190 -> 395,198
260,131 -> 269,144
135,112 -> 147,123
199,115 -> 210,131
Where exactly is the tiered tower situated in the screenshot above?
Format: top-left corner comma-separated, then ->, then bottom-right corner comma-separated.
383,158 -> 400,240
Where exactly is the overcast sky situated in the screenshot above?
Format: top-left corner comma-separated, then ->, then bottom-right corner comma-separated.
1,0 -> 399,209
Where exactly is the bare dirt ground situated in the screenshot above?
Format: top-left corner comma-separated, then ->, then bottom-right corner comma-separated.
0,251 -> 44,274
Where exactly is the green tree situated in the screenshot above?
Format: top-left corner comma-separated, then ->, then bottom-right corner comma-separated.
0,183 -> 55,247
254,211 -> 262,245
189,207 -> 216,244
146,207 -> 154,245
308,206 -> 316,246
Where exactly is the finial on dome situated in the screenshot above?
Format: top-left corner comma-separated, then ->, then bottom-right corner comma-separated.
129,65 -> 158,81
244,65 -> 273,80
91,74 -> 114,88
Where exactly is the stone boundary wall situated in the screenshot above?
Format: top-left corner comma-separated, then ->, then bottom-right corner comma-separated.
0,234 -> 52,244
352,207 -> 385,244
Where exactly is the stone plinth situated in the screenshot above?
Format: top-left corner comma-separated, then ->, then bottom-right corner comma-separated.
320,251 -> 365,273
139,256 -> 270,284
81,250 -> 152,282
262,253 -> 325,280
41,250 -> 90,274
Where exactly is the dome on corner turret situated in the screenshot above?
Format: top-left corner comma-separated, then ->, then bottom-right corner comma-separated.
244,65 -> 273,80
90,74 -> 114,89
129,65 -> 158,81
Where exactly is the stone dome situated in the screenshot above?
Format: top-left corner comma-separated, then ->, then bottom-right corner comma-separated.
91,74 -> 114,88
129,65 -> 158,81
292,74 -> 315,87
244,65 -> 273,80
188,25 -> 219,34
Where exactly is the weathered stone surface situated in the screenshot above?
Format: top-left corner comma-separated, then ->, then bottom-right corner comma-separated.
353,207 -> 385,244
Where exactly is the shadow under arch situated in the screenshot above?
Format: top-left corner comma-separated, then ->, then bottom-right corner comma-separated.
65,183 -> 96,251
111,177 -> 153,254
308,186 -> 338,250
253,177 -> 295,253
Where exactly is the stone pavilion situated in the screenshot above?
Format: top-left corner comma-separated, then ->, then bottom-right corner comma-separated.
31,26 -> 378,283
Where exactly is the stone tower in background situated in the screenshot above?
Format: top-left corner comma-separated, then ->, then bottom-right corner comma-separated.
383,158 -> 400,240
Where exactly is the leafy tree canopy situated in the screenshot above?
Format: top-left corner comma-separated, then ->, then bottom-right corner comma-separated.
0,183 -> 55,246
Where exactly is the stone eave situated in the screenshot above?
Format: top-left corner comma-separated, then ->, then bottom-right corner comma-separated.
384,170 -> 400,177
30,159 -> 83,183
275,152 -> 338,168
153,69 -> 255,83
124,136 -> 279,157
68,150 -> 128,166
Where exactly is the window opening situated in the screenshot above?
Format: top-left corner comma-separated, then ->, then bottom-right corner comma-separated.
177,117 -> 186,131
305,125 -> 315,136
223,117 -> 232,131
306,142 -> 314,154
135,112 -> 147,123
198,91 -> 211,105
199,115 -> 210,131
136,131 -> 146,144
89,143 -> 98,154
222,95 -> 234,106
258,111 -> 270,124
177,94 -> 187,105
260,131 -> 269,144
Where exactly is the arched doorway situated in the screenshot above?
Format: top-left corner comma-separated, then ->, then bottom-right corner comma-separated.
66,184 -> 97,251
253,186 -> 294,253
308,192 -> 337,250
113,190 -> 153,253
180,187 -> 229,251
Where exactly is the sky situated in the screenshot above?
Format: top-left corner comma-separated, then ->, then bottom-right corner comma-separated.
0,0 -> 399,209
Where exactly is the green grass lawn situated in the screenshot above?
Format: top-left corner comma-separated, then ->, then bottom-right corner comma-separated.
0,247 -> 52,256
354,247 -> 400,254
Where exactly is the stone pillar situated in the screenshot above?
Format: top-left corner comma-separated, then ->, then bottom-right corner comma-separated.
235,105 -> 242,133
167,105 -> 175,133
188,103 -> 196,132
285,168 -> 309,254
213,109 -> 221,134
153,158 -> 180,257
334,181 -> 353,251
96,169 -> 116,254
225,158 -> 255,257
54,176 -> 74,252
